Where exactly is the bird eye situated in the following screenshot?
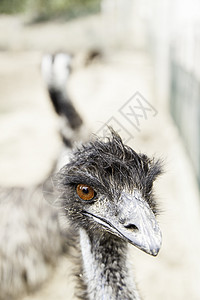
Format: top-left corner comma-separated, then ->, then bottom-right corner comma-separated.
76,184 -> 95,201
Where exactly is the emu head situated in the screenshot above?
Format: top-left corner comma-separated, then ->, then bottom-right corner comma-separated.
56,130 -> 162,256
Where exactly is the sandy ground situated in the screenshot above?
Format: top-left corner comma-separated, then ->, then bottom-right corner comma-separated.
0,14 -> 200,300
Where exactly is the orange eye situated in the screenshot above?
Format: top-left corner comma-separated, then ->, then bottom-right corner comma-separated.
76,184 -> 95,201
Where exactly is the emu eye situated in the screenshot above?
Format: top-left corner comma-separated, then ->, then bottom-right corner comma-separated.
76,184 -> 95,201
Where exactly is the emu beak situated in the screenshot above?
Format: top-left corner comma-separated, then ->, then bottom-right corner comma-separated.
114,191 -> 162,256
84,190 -> 162,256
117,191 -> 162,256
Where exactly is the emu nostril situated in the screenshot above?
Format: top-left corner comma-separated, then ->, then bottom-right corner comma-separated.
124,224 -> 139,232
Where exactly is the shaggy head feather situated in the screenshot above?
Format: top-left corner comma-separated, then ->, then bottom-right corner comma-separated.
55,130 -> 162,227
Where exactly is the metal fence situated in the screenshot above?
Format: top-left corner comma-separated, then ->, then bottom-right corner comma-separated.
170,53 -> 200,187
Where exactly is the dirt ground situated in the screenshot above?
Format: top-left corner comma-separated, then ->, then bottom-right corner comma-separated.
0,14 -> 200,300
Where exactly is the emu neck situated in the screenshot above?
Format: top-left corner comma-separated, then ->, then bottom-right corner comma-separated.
79,229 -> 140,300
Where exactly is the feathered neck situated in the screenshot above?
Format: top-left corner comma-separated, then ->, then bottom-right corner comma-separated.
79,228 -> 141,300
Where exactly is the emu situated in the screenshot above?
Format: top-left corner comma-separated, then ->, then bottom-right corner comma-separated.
55,130 -> 162,299
0,53 -> 162,300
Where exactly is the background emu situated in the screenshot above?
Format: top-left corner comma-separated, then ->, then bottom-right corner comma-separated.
0,53 -> 162,300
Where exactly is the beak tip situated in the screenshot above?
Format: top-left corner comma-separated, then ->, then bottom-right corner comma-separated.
149,242 -> 162,256
151,248 -> 160,256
